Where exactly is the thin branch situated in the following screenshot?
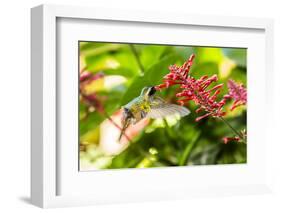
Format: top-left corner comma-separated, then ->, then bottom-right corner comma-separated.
103,111 -> 133,143
219,117 -> 246,143
129,44 -> 145,75
80,91 -> 132,143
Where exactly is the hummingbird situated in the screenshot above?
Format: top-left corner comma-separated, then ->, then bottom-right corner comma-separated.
119,86 -> 190,141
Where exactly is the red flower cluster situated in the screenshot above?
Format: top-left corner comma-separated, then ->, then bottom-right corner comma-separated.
80,70 -> 105,113
80,71 -> 104,85
222,129 -> 246,144
222,136 -> 241,144
156,54 -> 229,121
226,79 -> 247,110
222,136 -> 240,144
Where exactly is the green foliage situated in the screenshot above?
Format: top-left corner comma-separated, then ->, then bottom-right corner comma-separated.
79,42 -> 247,170
121,54 -> 179,105
223,48 -> 247,67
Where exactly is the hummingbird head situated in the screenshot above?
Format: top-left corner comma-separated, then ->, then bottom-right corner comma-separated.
140,86 -> 156,98
121,107 -> 133,125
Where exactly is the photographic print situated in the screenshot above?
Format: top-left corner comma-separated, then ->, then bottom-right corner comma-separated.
79,42 -> 247,171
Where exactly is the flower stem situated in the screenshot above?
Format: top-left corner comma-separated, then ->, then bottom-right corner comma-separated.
219,117 -> 246,143
163,119 -> 181,149
179,131 -> 201,166
129,44 -> 145,75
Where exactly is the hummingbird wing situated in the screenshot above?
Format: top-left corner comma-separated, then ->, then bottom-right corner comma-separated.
146,96 -> 190,119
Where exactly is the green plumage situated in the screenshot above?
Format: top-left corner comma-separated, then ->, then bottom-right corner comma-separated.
118,86 -> 190,141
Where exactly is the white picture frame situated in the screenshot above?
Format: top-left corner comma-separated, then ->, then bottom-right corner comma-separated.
31,4 -> 274,208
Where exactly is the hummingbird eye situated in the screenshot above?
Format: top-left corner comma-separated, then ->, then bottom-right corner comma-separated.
148,86 -> 156,96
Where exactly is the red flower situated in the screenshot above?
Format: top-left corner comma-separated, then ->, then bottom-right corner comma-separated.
80,70 -> 105,113
80,71 -> 104,84
222,136 -> 240,144
227,79 -> 247,110
156,54 -> 229,121
222,129 -> 247,144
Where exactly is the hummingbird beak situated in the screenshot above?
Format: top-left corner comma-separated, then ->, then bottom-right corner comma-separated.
119,108 -> 133,142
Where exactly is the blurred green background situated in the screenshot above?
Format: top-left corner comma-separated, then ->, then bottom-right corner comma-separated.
79,42 -> 247,171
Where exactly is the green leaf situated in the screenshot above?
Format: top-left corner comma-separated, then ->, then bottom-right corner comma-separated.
80,112 -> 104,136
120,54 -> 178,105
179,131 -> 201,166
140,45 -> 168,70
101,67 -> 137,79
85,54 -> 120,71
195,47 -> 224,64
80,42 -> 123,56
174,46 -> 194,61
223,48 -> 247,67
229,67 -> 247,86
114,50 -> 140,74
85,49 -> 139,75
